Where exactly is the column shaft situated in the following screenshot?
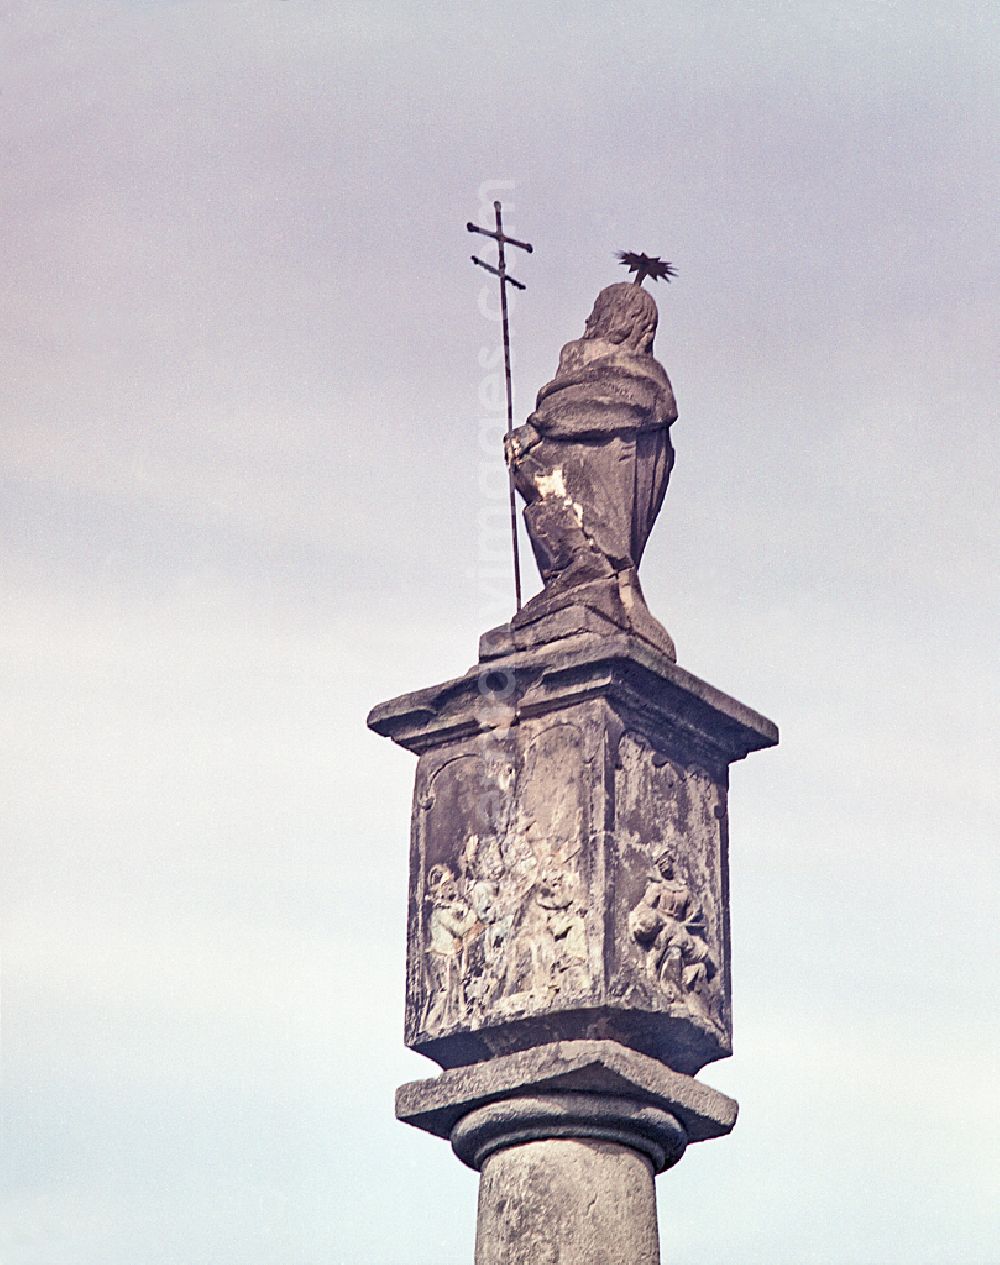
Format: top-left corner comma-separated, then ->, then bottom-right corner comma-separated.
475,1136 -> 660,1265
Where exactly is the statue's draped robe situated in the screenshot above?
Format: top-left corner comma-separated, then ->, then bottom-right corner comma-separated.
510,336 -> 677,591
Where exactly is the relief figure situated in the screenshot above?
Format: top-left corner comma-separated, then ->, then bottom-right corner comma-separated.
536,868 -> 588,996
422,826 -> 594,1032
463,835 -> 513,1008
628,848 -> 717,1020
422,864 -> 478,1031
502,865 -> 589,1004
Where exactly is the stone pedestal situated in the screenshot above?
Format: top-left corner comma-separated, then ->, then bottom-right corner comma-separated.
368,633 -> 777,1074
369,633 -> 776,1260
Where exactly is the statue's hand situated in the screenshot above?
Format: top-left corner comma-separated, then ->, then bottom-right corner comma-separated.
504,422 -> 538,469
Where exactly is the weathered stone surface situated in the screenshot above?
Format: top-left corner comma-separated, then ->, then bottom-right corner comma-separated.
367,634 -> 777,1073
499,281 -> 678,660
472,1132 -> 661,1265
479,600 -> 622,661
395,1039 -> 738,1145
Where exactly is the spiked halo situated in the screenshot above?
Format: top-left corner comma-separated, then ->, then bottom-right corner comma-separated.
617,251 -> 677,287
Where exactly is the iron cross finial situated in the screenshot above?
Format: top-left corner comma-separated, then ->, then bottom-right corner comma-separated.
617,251 -> 677,287
468,201 -> 533,289
467,202 -> 533,613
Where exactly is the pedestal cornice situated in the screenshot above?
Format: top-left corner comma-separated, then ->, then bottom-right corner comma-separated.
367,632 -> 778,765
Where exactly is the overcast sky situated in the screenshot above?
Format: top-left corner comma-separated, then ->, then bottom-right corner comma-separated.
2,3 -> 998,1263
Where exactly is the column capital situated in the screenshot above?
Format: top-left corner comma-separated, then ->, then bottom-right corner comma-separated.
451,1091 -> 687,1173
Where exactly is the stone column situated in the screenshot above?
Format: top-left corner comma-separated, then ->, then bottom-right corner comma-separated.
457,1094 -> 682,1265
395,1038 -> 737,1264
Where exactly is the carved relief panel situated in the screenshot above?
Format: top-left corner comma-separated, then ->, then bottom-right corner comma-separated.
400,695 -> 739,1072
609,730 -> 731,1063
371,635 -> 775,1076
406,707 -> 604,1063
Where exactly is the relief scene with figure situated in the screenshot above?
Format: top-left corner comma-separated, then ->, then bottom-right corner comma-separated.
401,701 -> 737,1071
409,719 -> 598,1047
612,730 -> 730,1044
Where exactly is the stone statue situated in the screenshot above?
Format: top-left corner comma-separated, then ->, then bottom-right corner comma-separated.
503,281 -> 678,659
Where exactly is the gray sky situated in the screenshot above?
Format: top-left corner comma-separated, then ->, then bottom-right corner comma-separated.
2,2 -> 998,1262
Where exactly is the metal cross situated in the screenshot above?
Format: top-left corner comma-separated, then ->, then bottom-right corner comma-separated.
468,201 -> 533,613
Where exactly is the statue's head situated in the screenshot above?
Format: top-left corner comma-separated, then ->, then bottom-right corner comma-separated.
583,282 -> 658,353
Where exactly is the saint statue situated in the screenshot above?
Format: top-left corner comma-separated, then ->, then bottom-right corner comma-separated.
502,280 -> 678,659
